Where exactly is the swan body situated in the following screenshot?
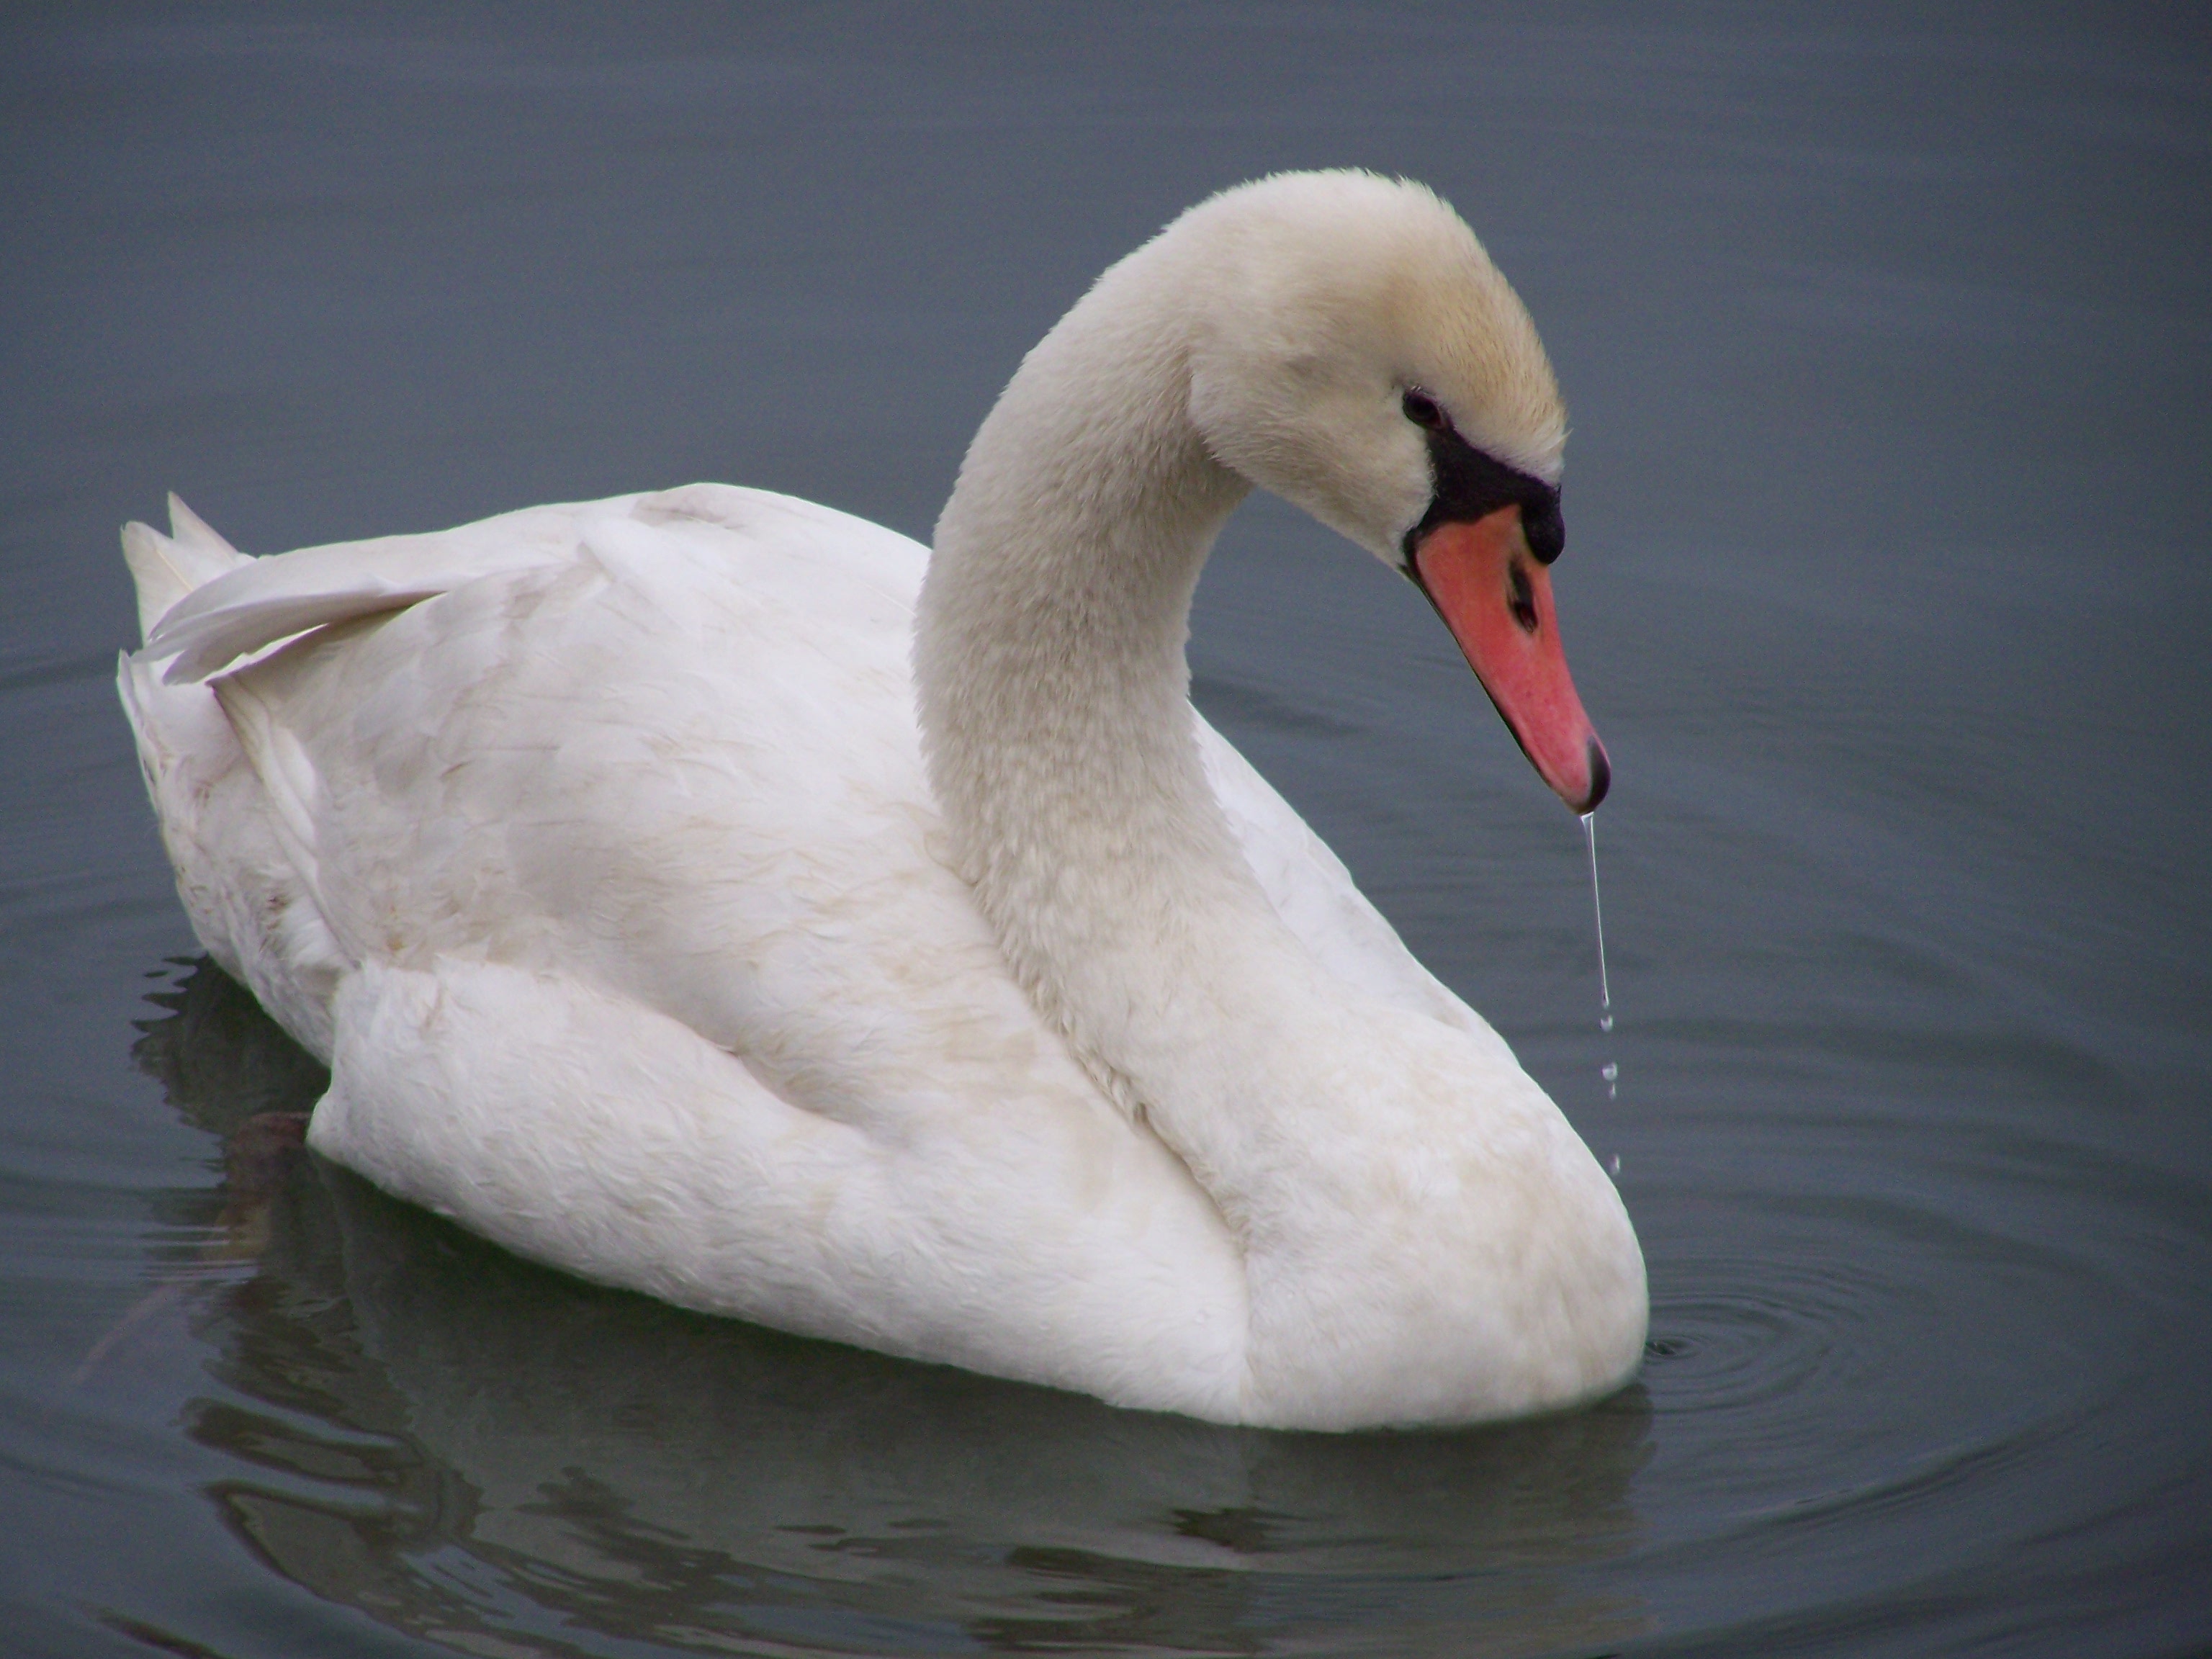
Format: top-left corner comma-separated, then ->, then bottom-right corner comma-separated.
119,172 -> 1646,1429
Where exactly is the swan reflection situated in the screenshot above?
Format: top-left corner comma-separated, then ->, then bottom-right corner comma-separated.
138,959 -> 1653,1655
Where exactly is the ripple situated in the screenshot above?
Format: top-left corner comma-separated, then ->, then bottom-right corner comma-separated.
1627,1150 -> 2202,1581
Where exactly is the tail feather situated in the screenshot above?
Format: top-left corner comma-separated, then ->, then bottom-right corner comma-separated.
122,495 -> 248,642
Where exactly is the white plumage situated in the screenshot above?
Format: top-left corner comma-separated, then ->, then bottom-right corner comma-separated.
119,172 -> 1646,1429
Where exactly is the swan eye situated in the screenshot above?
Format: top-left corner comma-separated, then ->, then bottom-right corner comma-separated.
1401,390 -> 1448,431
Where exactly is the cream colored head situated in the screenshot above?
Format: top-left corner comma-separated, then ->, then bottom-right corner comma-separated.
925,168 -> 1603,824
1164,170 -> 1567,565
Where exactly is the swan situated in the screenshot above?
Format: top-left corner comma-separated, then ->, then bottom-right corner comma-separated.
117,171 -> 1646,1429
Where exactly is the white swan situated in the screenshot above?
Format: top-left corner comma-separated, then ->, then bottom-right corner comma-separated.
117,171 -> 1645,1429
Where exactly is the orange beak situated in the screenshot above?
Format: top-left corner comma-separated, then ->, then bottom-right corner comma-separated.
1411,505 -> 1610,813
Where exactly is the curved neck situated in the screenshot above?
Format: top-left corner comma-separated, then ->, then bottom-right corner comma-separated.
915,246 -> 1305,1115
913,248 -> 1537,1429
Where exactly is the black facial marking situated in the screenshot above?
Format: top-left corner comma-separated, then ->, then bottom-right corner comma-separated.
1398,389 -> 1565,568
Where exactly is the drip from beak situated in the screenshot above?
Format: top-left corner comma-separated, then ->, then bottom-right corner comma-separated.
1410,505 -> 1609,813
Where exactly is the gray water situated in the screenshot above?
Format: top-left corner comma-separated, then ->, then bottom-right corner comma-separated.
5,6 -> 2209,1655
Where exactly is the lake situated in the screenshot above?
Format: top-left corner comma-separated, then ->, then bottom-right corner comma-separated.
4,6 -> 2208,1654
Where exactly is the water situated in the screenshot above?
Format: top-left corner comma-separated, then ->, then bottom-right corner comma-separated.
5,7 -> 2211,1655
1583,811 -> 1617,1099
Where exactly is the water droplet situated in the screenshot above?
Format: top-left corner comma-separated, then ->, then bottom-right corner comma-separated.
1582,811 -> 1619,1100
1609,1153 -> 1622,1177
1581,811 -> 1612,1027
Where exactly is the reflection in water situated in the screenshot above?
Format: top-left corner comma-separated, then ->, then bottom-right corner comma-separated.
135,960 -> 1653,1655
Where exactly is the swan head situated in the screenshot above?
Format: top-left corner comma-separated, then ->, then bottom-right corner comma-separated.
1176,171 -> 1609,812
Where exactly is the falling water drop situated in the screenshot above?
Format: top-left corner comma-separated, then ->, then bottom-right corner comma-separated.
1581,812 -> 1612,1020
1582,811 -> 1618,1098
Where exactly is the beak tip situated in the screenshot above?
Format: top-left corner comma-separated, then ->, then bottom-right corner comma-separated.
1579,738 -> 1611,813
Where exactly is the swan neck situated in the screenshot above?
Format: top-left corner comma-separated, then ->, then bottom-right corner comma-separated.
914,240 -> 1277,1079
